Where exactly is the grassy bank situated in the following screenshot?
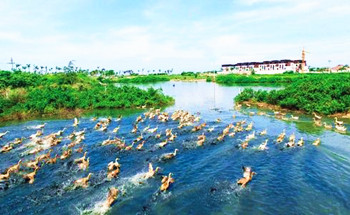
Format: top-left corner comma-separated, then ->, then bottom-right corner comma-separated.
234,74 -> 350,115
215,73 -> 350,85
0,71 -> 174,121
113,72 -> 215,84
115,75 -> 170,83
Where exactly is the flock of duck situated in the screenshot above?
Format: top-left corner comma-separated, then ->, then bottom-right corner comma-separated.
0,107 -> 348,213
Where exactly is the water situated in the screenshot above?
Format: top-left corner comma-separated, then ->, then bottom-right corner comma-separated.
0,81 -> 349,215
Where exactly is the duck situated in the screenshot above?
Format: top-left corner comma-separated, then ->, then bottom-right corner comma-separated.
100,125 -> 108,132
228,132 -> 236,137
136,115 -> 143,123
1,144 -> 13,153
148,127 -> 158,133
241,140 -> 249,149
335,125 -> 347,133
334,117 -> 344,126
161,149 -> 179,160
197,133 -> 206,146
91,117 -> 97,121
217,134 -> 225,142
323,122 -> 333,129
160,173 -> 175,191
0,131 -> 9,138
0,170 -> 11,181
54,128 -> 66,136
131,125 -> 138,133
46,155 -> 59,164
289,133 -> 295,143
60,149 -> 72,160
216,118 -> 221,123
158,139 -> 168,148
94,122 -> 102,130
245,122 -> 253,131
312,138 -> 321,146
313,112 -> 322,120
155,133 -> 162,139
25,158 -> 39,169
291,115 -> 299,120
108,158 -> 121,171
222,124 -> 233,135
246,131 -> 255,141
286,139 -> 295,148
297,137 -> 304,146
13,137 -> 24,145
37,149 -> 53,162
76,146 -> 84,153
113,126 -> 120,133
107,168 -> 120,179
23,166 -> 39,184
237,166 -> 256,188
136,141 -> 145,150
74,152 -> 87,163
314,119 -> 322,127
207,127 -> 215,132
259,129 -> 267,136
165,129 -> 172,137
7,160 -> 22,173
73,118 -> 79,127
103,187 -> 119,208
143,125 -> 150,133
143,163 -> 160,179
116,115 -> 122,122
74,173 -> 92,188
276,129 -> 286,143
37,123 -> 47,129
249,112 -> 255,116
125,143 -> 134,151
134,134 -> 143,142
78,158 -> 89,170
258,140 -> 268,150
168,133 -> 177,141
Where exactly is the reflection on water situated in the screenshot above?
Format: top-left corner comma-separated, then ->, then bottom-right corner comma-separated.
0,81 -> 350,215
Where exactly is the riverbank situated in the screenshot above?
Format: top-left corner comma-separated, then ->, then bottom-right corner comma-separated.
234,74 -> 350,116
0,71 -> 174,122
238,100 -> 350,119
216,73 -> 350,85
112,73 -> 214,83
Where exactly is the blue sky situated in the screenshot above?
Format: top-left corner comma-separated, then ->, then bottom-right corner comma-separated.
1,0 -> 349,72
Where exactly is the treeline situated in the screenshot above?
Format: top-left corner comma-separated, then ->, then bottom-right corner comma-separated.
0,71 -> 174,121
235,74 -> 350,115
115,75 -> 170,84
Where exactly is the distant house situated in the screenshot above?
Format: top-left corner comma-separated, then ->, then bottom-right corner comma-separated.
331,65 -> 350,72
222,59 -> 308,74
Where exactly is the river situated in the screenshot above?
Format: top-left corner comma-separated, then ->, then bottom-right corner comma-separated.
0,81 -> 349,215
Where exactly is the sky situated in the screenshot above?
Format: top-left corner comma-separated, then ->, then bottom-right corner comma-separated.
1,0 -> 350,73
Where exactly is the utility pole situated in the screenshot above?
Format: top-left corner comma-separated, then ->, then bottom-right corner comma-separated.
8,57 -> 15,70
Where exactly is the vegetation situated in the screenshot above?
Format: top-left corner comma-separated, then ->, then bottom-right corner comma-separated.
0,71 -> 174,121
235,73 -> 350,115
115,75 -> 170,84
216,73 -> 307,85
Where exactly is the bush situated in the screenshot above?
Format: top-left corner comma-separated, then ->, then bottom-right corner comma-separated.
234,73 -> 350,115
